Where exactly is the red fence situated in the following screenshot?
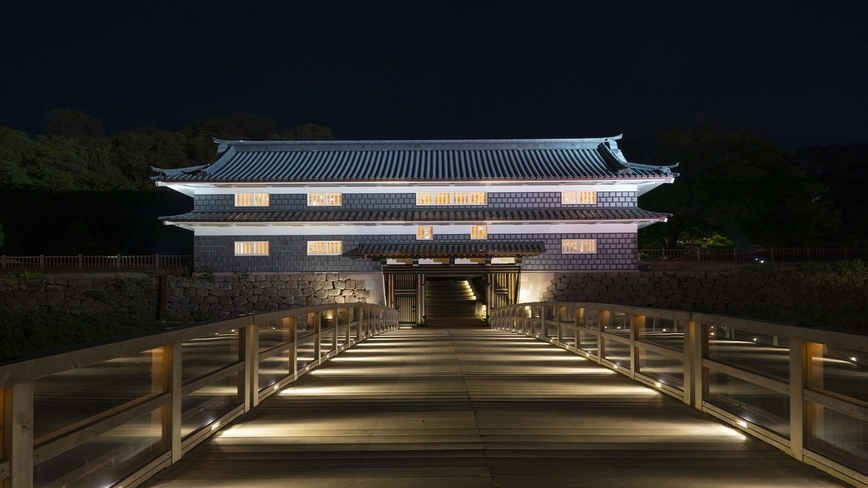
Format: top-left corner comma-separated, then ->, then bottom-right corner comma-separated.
639,248 -> 868,263
0,254 -> 192,271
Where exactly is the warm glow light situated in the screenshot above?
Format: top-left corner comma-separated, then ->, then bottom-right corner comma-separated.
737,420 -> 748,428
211,421 -> 220,430
655,382 -> 662,388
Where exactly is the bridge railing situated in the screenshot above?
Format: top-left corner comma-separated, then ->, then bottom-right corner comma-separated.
638,247 -> 868,263
492,302 -> 868,488
0,254 -> 193,271
0,304 -> 398,488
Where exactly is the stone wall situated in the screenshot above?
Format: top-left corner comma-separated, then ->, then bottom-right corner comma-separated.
0,272 -> 382,321
543,268 -> 868,313
164,273 -> 380,321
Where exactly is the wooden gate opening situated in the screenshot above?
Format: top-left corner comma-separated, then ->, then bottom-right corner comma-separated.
383,266 -> 520,327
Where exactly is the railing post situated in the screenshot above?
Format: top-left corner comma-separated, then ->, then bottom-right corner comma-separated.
238,321 -> 258,412
77,254 -> 82,270
116,254 -> 121,269
686,320 -> 708,410
630,314 -> 642,380
155,254 -> 160,270
39,255 -> 44,270
162,343 -> 183,463
314,312 -> 322,365
2,382 -> 34,488
790,340 -> 806,460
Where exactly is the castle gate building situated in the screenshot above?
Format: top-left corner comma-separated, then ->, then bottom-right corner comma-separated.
153,135 -> 675,326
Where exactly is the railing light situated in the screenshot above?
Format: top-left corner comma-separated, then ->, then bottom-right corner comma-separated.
211,421 -> 220,431
851,357 -> 858,362
655,382 -> 662,388
737,420 -> 747,428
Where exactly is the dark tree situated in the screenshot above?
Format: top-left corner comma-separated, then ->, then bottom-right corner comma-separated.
43,109 -> 105,138
638,117 -> 838,248
794,144 -> 868,247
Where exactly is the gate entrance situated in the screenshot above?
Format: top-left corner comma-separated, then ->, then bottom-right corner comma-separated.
383,266 -> 520,327
359,242 -> 545,327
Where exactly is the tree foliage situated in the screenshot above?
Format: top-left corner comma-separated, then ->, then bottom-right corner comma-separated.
0,110 -> 335,254
0,110 -> 334,191
794,144 -> 868,247
637,118 -> 839,248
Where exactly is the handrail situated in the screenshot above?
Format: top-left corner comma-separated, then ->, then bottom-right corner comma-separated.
492,302 -> 868,488
0,254 -> 192,271
0,303 -> 398,487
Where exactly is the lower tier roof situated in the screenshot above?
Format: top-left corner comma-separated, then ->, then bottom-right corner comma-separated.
357,242 -> 546,258
161,208 -> 669,223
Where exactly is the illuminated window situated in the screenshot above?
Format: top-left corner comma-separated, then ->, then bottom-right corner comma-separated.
561,191 -> 596,205
235,241 -> 269,256
308,193 -> 342,206
235,193 -> 270,207
417,226 -> 433,240
418,192 -> 486,206
561,239 -> 597,253
471,226 -> 487,240
307,241 -> 343,255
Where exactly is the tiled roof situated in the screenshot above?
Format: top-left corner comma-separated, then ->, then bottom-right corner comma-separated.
152,136 -> 677,183
161,208 -> 669,223
357,242 -> 546,258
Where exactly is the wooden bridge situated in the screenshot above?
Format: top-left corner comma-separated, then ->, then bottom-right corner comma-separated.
143,328 -> 848,487
2,303 -> 865,488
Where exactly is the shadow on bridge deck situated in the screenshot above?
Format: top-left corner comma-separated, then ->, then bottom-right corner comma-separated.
143,329 -> 848,488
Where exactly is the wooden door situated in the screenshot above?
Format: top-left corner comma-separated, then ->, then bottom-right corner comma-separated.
396,295 -> 417,324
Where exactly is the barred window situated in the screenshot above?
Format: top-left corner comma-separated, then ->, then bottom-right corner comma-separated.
561,191 -> 596,205
561,239 -> 597,253
235,241 -> 269,256
434,192 -> 451,205
308,193 -> 342,206
417,226 -> 433,240
307,241 -> 343,255
235,193 -> 270,207
417,191 -> 487,206
471,226 -> 487,240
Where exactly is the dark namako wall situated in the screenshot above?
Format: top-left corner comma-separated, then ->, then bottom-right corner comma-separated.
192,191 -> 638,212
193,232 -> 637,273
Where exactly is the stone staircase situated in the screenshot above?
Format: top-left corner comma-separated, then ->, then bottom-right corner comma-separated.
425,279 -> 487,328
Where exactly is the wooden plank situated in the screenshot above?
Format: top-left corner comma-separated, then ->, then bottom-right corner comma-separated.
804,389 -> 868,423
181,362 -> 245,396
33,392 -> 170,464
702,358 -> 791,395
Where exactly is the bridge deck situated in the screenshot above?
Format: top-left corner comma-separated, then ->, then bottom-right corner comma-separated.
144,329 -> 847,487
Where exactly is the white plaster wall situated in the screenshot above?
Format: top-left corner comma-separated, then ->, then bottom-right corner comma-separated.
518,271 -> 556,303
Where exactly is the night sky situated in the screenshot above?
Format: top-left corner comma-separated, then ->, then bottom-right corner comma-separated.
3,1 -> 866,148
